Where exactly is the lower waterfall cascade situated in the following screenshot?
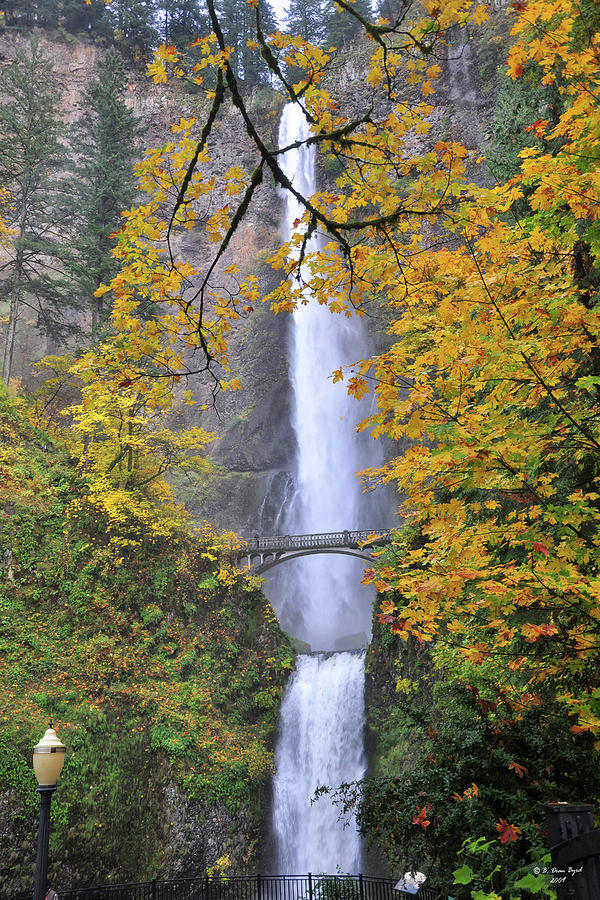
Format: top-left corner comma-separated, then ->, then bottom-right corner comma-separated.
272,652 -> 367,873
267,103 -> 387,875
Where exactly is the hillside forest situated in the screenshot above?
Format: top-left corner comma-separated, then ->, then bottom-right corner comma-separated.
1,0 -> 600,898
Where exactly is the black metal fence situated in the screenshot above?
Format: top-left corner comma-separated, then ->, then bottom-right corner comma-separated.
15,874 -> 440,900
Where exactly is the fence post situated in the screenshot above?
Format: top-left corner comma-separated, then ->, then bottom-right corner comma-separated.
358,874 -> 364,900
206,873 -> 210,900
308,872 -> 313,900
257,873 -> 262,900
151,877 -> 157,900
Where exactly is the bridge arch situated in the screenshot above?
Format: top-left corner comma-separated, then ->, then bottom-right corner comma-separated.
241,546 -> 377,574
235,529 -> 392,575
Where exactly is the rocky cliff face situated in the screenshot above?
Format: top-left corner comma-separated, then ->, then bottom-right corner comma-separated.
0,26 -> 296,539
166,95 -> 297,536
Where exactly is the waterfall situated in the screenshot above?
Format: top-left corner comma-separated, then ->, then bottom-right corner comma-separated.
268,103 -> 385,874
272,653 -> 366,873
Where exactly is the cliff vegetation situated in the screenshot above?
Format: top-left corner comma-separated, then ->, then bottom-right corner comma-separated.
0,385 -> 293,893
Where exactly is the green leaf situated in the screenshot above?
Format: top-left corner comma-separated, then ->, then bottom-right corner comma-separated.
512,873 -> 548,893
575,375 -> 600,390
462,835 -> 497,854
453,864 -> 475,885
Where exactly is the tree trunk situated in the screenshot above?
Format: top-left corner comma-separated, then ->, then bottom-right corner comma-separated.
1,239 -> 25,385
92,292 -> 104,335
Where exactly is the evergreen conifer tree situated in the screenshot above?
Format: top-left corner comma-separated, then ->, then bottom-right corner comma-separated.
218,0 -> 277,87
285,0 -> 326,44
0,40 -> 72,384
161,0 -> 209,47
376,0 -> 405,25
0,0 -> 57,27
68,46 -> 140,332
486,64 -> 562,184
105,0 -> 159,56
59,0 -> 111,36
324,0 -> 371,48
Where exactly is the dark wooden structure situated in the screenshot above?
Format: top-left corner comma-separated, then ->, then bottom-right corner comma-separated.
544,802 -> 600,899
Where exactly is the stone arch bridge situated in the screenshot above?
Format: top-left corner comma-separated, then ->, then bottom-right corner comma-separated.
236,529 -> 393,574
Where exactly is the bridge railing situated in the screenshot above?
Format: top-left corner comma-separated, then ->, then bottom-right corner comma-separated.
240,530 -> 392,555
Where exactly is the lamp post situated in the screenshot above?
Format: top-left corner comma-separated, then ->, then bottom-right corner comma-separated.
32,723 -> 65,900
